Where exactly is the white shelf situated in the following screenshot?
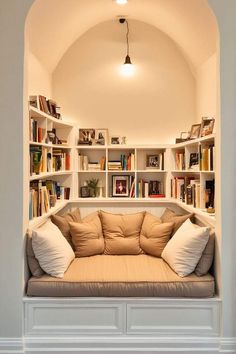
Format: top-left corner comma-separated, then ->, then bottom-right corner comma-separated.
138,169 -> 167,173
29,106 -> 74,128
30,171 -> 72,181
108,170 -> 136,173
28,200 -> 69,228
72,197 -> 169,203
172,134 -> 215,148
29,141 -> 72,149
171,170 -> 200,173
77,170 -> 106,173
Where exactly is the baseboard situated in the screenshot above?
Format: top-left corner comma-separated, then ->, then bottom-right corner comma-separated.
0,338 -> 23,354
220,337 -> 236,352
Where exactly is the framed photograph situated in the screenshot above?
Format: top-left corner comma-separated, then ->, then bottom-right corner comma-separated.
110,136 -> 121,145
78,129 -> 95,145
112,175 -> 129,197
200,117 -> 215,137
95,129 -> 108,145
190,124 -> 201,139
146,154 -> 162,170
47,129 -> 57,144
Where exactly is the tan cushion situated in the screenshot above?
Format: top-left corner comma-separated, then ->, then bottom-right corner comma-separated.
140,213 -> 174,257
161,208 -> 193,235
195,230 -> 215,276
26,230 -> 44,277
27,255 -> 215,297
51,208 -> 81,248
69,213 -> 104,257
100,211 -> 145,255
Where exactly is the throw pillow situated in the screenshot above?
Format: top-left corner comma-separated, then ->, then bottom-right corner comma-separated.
100,210 -> 145,255
161,218 -> 210,277
26,229 -> 45,277
195,229 -> 215,276
140,213 -> 174,257
32,220 -> 75,278
161,207 -> 193,235
51,208 -> 81,248
69,212 -> 104,257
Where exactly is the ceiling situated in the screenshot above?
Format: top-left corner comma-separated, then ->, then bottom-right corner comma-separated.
26,0 -> 217,74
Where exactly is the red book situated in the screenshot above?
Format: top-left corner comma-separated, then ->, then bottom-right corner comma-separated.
38,127 -> 43,143
65,153 -> 70,170
149,194 -> 165,198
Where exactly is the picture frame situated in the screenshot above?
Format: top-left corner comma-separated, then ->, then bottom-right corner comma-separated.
47,129 -> 57,144
190,124 -> 201,139
112,175 -> 129,197
78,129 -> 95,145
110,136 -> 121,145
146,154 -> 162,170
95,129 -> 108,145
200,117 -> 215,137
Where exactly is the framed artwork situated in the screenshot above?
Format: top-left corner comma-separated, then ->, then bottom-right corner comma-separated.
200,117 -> 215,137
78,129 -> 95,145
146,154 -> 162,170
110,136 -> 121,145
112,175 -> 129,197
95,129 -> 108,145
190,124 -> 201,139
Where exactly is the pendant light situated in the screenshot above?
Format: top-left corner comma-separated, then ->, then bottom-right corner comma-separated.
116,0 -> 128,4
119,18 -> 135,76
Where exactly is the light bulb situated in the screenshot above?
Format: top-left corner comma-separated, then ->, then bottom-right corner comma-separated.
120,63 -> 135,77
116,0 -> 128,4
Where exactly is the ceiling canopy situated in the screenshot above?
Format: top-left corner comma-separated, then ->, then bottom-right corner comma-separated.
26,0 -> 217,74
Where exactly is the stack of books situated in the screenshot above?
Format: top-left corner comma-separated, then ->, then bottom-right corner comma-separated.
108,153 -> 135,171
200,145 -> 215,171
30,146 -> 50,175
29,180 -> 70,219
175,152 -> 185,170
108,161 -> 122,170
30,119 -> 44,143
52,149 -> 70,172
78,155 -> 106,171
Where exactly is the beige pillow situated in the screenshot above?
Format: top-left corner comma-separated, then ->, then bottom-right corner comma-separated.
100,210 -> 145,255
51,208 -> 81,248
162,219 -> 210,277
140,213 -> 174,257
26,230 -> 44,277
69,213 -> 104,257
161,208 -> 193,235
195,229 -> 215,276
32,220 -> 75,278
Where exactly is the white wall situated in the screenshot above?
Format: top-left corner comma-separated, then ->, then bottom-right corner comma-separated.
28,51 -> 52,97
196,53 -> 217,119
53,20 -> 196,144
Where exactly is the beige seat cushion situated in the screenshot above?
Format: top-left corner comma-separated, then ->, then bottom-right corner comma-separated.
51,208 -> 81,248
69,212 -> 104,257
161,208 -> 193,235
27,255 -> 215,297
100,211 -> 145,255
140,213 -> 174,257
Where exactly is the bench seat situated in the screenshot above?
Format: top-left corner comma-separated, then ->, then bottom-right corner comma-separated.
27,254 -> 214,297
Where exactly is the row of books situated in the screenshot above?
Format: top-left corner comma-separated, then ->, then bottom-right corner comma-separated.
29,180 -> 70,219
175,152 -> 185,170
175,145 -> 215,172
30,118 -> 45,143
200,145 -> 215,171
171,177 -> 215,208
29,95 -> 61,119
108,153 -> 135,171
78,155 -> 106,171
137,180 -> 165,198
30,147 -> 70,175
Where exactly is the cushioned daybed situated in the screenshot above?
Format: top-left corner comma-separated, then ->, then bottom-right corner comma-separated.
27,255 -> 214,297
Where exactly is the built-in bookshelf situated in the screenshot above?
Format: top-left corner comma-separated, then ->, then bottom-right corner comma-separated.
28,102 -> 216,226
28,104 -> 74,226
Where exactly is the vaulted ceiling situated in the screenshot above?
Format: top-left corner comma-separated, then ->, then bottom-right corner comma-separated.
26,0 -> 217,74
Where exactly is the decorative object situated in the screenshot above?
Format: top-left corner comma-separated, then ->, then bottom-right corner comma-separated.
121,136 -> 127,144
80,182 -> 90,198
110,136 -> 121,145
78,129 -> 95,145
200,117 -> 215,137
86,178 -> 99,198
95,129 -> 108,145
112,175 -> 130,197
190,124 -> 201,139
175,131 -> 190,143
146,154 -> 162,170
119,18 -> 134,76
97,180 -> 104,198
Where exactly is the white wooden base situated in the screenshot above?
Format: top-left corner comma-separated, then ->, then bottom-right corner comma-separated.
21,297 -> 229,353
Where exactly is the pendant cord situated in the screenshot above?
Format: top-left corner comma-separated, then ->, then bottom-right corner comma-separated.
125,20 -> 130,56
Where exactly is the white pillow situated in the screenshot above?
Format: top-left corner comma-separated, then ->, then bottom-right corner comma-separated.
161,219 -> 210,277
32,220 -> 75,278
